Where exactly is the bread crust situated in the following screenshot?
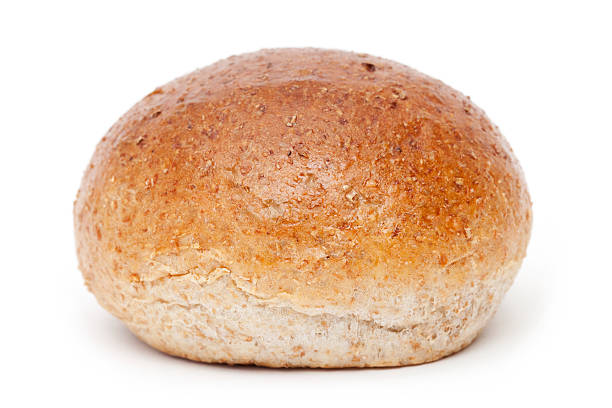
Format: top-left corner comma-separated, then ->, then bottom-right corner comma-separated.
74,48 -> 532,367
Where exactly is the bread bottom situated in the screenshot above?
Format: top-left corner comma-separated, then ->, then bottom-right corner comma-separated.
94,261 -> 520,368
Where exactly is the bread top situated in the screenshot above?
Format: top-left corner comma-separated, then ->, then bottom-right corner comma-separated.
75,48 -> 531,312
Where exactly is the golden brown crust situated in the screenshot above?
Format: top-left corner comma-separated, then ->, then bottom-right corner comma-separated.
74,48 -> 531,365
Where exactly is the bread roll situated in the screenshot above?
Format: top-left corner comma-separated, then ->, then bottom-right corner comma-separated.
74,48 -> 532,367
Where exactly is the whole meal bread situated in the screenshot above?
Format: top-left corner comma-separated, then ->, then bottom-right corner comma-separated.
74,48 -> 532,367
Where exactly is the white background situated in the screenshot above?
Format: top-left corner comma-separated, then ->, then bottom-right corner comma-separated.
2,1 -> 610,406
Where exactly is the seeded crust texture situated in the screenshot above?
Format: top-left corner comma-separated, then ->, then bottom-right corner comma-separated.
74,48 -> 532,367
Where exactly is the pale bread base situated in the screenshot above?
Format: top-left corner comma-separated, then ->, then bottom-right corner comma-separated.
92,260 -> 520,368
